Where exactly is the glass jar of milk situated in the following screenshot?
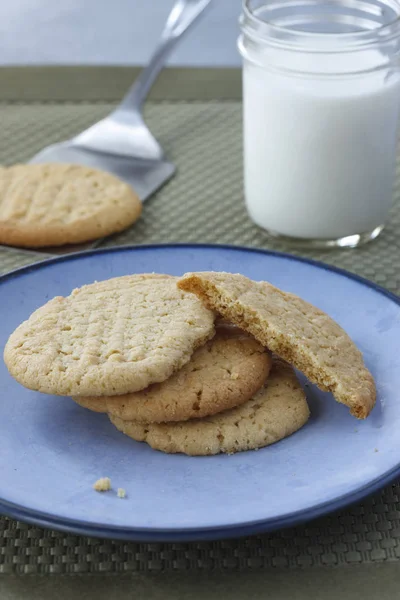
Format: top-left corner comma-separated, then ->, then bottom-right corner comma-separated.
238,0 -> 400,247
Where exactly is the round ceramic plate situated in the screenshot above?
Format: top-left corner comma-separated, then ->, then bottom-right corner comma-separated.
0,244 -> 399,541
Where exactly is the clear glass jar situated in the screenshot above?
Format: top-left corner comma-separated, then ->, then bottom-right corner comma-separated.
238,0 -> 400,248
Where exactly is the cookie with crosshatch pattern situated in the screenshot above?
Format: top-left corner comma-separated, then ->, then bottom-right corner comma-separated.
73,325 -> 272,422
4,274 -> 216,397
109,358 -> 310,455
0,163 -> 141,247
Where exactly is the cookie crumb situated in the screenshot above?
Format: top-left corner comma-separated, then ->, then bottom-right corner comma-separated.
117,488 -> 126,499
93,477 -> 111,492
231,372 -> 239,380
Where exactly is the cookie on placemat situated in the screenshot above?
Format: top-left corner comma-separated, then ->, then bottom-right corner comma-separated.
109,359 -> 310,455
73,326 -> 272,422
178,272 -> 375,419
4,274 -> 215,397
0,163 -> 142,247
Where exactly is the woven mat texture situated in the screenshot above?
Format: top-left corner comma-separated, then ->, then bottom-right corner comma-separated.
0,98 -> 399,574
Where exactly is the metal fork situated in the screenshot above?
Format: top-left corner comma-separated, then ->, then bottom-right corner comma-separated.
30,0 -> 212,203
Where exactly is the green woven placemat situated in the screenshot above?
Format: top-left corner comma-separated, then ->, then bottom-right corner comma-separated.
0,68 -> 399,574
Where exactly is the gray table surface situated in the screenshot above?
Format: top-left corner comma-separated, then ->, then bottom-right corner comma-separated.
0,0 -> 242,67
2,564 -> 400,600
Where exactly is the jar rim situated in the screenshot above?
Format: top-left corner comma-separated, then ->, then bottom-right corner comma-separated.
241,0 -> 400,50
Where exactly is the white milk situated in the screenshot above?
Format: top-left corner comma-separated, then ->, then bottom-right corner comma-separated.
242,57 -> 400,240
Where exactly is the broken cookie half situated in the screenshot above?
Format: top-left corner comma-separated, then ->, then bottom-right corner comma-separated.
178,271 -> 376,419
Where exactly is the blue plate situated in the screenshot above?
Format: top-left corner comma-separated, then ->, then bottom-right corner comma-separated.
1,244 -> 399,541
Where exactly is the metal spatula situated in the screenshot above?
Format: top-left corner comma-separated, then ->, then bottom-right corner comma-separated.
30,0 -> 211,202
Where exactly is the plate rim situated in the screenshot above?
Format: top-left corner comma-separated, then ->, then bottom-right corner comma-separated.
1,242 -> 399,303
1,242 -> 399,541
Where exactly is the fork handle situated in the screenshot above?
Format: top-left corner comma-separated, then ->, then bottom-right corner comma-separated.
119,0 -> 212,111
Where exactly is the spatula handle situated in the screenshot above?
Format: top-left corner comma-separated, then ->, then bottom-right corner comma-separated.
119,0 -> 212,111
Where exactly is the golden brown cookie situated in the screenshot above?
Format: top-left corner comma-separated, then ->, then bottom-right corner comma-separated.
73,395 -> 107,413
73,326 -> 272,422
109,359 -> 310,455
0,163 -> 142,247
4,274 -> 215,397
178,271 -> 375,419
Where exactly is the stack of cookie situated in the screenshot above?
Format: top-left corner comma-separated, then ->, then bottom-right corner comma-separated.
0,164 -> 142,248
3,271 -> 376,456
